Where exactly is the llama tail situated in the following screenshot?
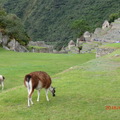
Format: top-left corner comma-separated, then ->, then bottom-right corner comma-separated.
25,75 -> 31,82
24,75 -> 32,88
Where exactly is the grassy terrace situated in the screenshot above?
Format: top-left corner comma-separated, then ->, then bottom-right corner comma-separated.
100,43 -> 120,49
27,46 -> 47,51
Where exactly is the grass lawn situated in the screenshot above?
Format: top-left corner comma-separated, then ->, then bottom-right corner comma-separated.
0,48 -> 120,120
0,47 -> 95,90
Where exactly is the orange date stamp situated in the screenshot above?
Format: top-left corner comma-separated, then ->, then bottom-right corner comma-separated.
106,106 -> 120,110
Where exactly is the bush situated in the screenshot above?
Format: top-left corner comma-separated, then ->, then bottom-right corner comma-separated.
109,11 -> 120,23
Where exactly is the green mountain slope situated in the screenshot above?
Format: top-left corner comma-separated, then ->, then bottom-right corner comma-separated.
2,0 -> 120,46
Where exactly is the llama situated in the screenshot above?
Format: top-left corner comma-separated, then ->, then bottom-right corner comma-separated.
24,71 -> 56,107
0,75 -> 5,90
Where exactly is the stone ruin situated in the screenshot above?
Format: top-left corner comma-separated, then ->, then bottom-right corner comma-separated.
83,31 -> 92,41
68,40 -> 75,50
1,18 -> 120,55
76,36 -> 85,47
102,20 -> 110,29
28,41 -> 53,53
91,18 -> 120,43
28,41 -> 46,47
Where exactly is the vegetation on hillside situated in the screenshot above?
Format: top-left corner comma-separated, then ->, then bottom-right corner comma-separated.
109,11 -> 120,23
71,19 -> 91,37
1,0 -> 120,47
0,7 -> 30,45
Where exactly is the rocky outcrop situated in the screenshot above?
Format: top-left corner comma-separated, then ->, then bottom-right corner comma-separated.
2,35 -> 9,46
0,32 -> 28,52
8,39 -> 28,52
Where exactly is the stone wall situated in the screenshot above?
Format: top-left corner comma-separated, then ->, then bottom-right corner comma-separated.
28,41 -> 53,53
28,41 -> 46,47
96,48 -> 115,57
29,47 -> 53,53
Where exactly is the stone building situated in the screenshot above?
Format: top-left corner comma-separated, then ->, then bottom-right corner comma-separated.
68,40 -> 75,50
102,20 -> 110,29
83,31 -> 91,41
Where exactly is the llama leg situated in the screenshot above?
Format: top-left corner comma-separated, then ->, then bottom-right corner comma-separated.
27,88 -> 31,107
30,97 -> 33,105
27,81 -> 34,106
1,82 -> 4,90
28,89 -> 34,106
37,90 -> 40,102
45,89 -> 49,101
28,97 -> 30,107
29,87 -> 34,105
28,96 -> 33,106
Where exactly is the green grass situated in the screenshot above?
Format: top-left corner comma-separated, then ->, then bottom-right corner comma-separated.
27,46 -> 47,51
0,47 -> 95,90
100,43 -> 120,49
1,47 -> 120,120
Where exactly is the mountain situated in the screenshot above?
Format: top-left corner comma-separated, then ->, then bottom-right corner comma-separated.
1,0 -> 120,48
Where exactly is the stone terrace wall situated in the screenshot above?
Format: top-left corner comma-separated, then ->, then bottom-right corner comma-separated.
96,48 -> 115,58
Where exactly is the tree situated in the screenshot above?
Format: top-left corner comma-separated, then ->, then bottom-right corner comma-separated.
109,10 -> 120,23
109,13 -> 119,23
71,19 -> 91,37
0,5 -> 7,16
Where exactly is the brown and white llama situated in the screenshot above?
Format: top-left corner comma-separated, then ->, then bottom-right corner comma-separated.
0,75 -> 5,90
24,71 -> 56,107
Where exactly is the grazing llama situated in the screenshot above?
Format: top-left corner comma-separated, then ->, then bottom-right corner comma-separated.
24,71 -> 56,107
0,75 -> 5,90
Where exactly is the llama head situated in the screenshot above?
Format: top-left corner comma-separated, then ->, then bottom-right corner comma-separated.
51,87 -> 56,97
